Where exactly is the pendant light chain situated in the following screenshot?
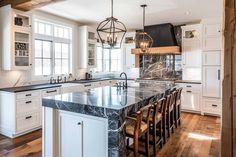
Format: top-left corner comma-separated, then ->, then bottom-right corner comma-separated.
111,0 -> 113,17
143,5 -> 145,30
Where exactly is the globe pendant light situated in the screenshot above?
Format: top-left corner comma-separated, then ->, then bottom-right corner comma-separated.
136,4 -> 153,53
97,0 -> 127,49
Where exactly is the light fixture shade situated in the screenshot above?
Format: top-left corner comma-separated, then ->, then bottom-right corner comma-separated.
136,31 -> 153,53
97,17 -> 127,49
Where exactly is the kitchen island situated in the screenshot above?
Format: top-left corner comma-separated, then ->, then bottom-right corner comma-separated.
42,82 -> 175,157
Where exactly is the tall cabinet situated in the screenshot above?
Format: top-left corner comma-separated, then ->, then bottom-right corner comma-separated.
78,26 -> 97,69
201,19 -> 222,116
0,5 -> 32,71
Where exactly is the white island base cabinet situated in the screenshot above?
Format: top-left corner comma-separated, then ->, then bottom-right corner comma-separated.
43,107 -> 108,157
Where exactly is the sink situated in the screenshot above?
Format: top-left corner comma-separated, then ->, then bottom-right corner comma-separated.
60,83 -> 81,87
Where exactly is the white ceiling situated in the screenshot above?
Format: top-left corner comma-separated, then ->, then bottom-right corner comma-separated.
40,0 -> 223,29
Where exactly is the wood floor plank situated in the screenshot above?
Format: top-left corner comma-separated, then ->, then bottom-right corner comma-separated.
0,113 -> 220,157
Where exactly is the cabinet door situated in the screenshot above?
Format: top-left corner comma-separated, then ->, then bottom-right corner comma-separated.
59,113 -> 83,157
124,44 -> 135,69
202,24 -> 222,51
202,51 -> 221,66
182,41 -> 201,68
202,66 -> 221,98
181,90 -> 200,111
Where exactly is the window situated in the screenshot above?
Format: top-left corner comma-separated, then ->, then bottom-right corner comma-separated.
94,46 -> 121,72
34,19 -> 72,76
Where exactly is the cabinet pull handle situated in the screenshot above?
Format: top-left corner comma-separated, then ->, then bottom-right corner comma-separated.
186,85 -> 192,88
25,116 -> 32,119
186,91 -> 192,93
25,101 -> 32,104
25,94 -> 31,97
218,70 -> 221,80
84,84 -> 92,87
46,90 -> 57,93
212,104 -> 218,107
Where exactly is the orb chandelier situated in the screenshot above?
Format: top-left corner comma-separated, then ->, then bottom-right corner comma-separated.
136,4 -> 153,53
97,0 -> 127,49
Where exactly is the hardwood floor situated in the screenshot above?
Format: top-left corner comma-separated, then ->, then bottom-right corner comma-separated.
0,113 -> 220,157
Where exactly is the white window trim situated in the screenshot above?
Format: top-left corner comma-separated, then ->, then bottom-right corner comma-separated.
31,15 -> 73,81
94,45 -> 122,73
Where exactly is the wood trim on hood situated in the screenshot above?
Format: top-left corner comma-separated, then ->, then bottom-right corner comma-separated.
131,46 -> 181,55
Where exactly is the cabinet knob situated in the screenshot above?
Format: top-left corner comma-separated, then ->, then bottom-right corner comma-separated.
77,122 -> 82,125
212,104 -> 218,107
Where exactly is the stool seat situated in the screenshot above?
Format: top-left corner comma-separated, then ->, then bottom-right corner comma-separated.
126,117 -> 148,136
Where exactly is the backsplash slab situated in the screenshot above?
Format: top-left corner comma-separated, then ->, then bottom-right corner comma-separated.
140,55 -> 182,80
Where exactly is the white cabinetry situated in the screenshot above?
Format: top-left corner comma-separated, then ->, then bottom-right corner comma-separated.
124,43 -> 136,69
181,24 -> 202,81
201,19 -> 222,116
202,23 -> 222,51
78,26 -> 97,68
0,90 -> 41,138
176,83 -> 202,113
43,109 -> 108,157
202,66 -> 221,98
0,5 -> 32,70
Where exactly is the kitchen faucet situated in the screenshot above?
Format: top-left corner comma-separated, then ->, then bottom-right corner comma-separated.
120,72 -> 128,88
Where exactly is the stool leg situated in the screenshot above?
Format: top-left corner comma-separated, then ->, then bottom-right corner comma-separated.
145,131 -> 149,157
159,121 -> 163,148
167,112 -> 170,138
163,116 -> 166,144
134,136 -> 139,157
153,123 -> 156,156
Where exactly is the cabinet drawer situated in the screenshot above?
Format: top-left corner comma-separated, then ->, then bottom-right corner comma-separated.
203,99 -> 221,115
16,112 -> 41,132
42,88 -> 60,97
16,90 -> 41,100
16,98 -> 40,115
176,83 -> 202,91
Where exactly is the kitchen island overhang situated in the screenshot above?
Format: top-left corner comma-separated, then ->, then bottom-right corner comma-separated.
42,82 -> 176,157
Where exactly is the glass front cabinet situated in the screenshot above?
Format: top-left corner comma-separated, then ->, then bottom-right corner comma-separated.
0,5 -> 32,70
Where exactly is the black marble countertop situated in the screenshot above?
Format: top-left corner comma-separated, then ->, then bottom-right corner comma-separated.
0,83 -> 62,93
42,82 -> 175,111
0,78 -> 136,93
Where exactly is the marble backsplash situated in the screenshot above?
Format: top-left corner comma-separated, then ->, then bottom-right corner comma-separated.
140,55 -> 182,80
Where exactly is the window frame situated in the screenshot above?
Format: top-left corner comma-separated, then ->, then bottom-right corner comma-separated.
32,17 -> 72,80
94,44 -> 122,73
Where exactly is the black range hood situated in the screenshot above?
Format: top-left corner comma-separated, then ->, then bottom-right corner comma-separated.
131,23 -> 181,55
144,23 -> 178,47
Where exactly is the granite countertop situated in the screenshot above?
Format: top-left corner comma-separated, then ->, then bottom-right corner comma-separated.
0,78 -> 135,93
42,82 -> 175,111
0,84 -> 62,93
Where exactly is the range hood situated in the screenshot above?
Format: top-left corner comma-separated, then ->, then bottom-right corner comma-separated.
132,23 -> 181,55
1,0 -> 63,11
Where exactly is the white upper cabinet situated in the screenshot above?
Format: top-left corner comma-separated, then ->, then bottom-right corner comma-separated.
0,5 -> 32,71
124,43 -> 136,69
202,51 -> 221,66
182,40 -> 202,68
202,66 -> 221,98
202,22 -> 222,51
78,26 -> 97,69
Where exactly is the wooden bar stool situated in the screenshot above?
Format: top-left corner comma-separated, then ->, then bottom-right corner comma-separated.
163,94 -> 171,144
143,98 -> 166,156
125,105 -> 152,157
166,91 -> 177,138
174,88 -> 183,128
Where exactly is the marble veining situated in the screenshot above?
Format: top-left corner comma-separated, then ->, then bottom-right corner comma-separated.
42,82 -> 176,157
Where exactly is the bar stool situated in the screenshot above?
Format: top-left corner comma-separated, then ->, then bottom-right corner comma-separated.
175,88 -> 183,128
166,91 -> 177,138
125,104 -> 152,157
163,94 -> 171,144
143,98 -> 166,156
